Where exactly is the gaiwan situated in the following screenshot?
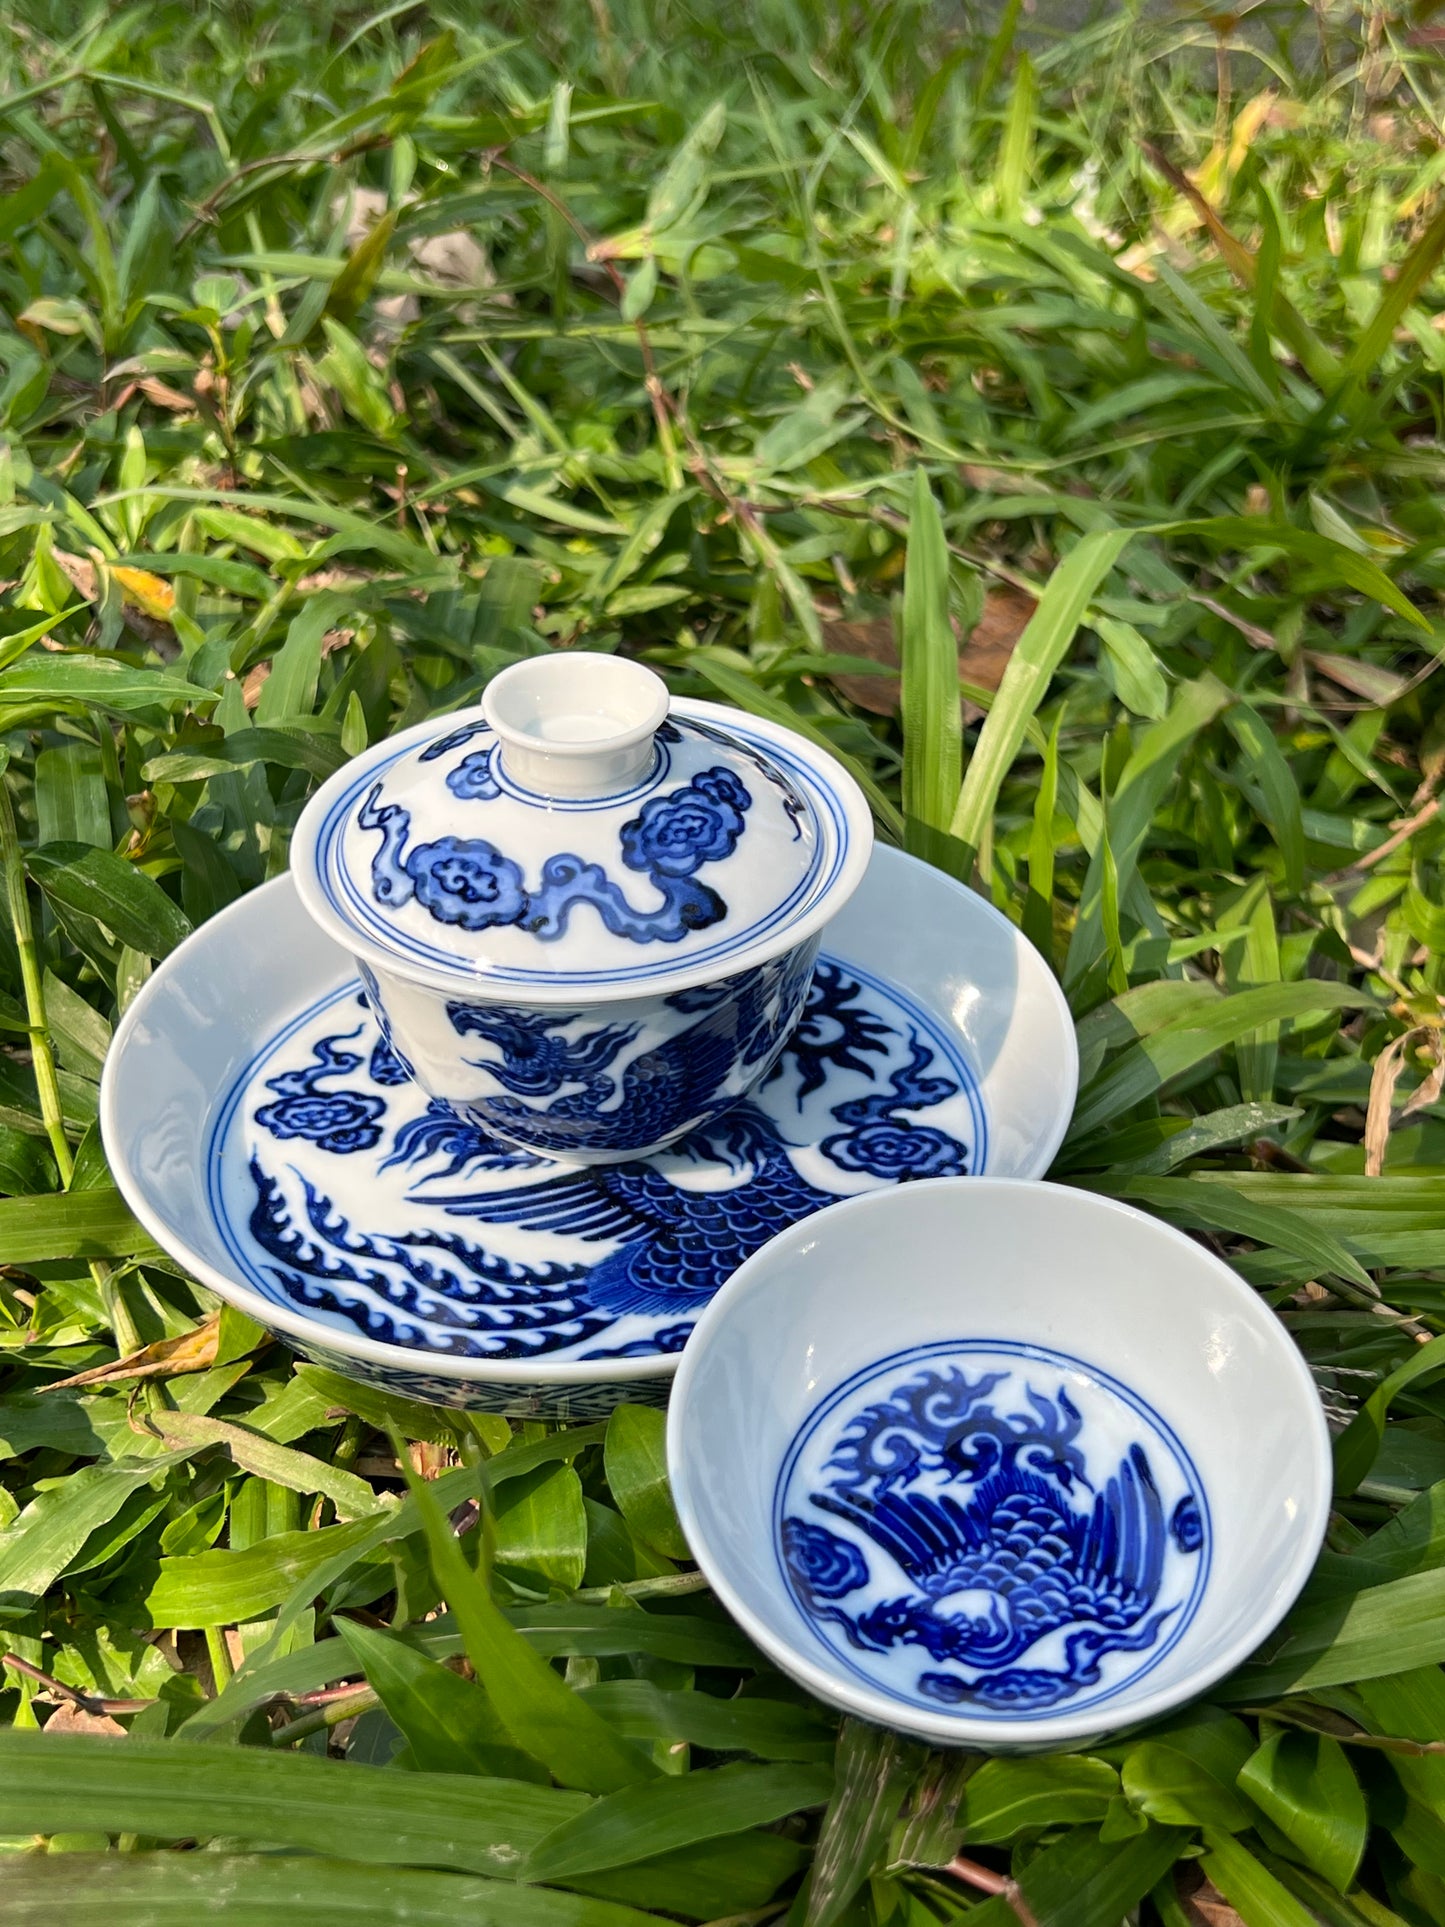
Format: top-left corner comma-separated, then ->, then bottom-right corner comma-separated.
291,653 -> 873,1163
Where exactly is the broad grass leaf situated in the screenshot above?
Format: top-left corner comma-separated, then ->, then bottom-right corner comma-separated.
292,1364 -> 469,1446
1223,1567 -> 1445,1698
327,209 -> 396,326
1164,519 -> 1426,630
1334,1336 -> 1445,1498
949,529 -> 1130,864
1198,1830 -> 1322,1927
525,1761 -> 834,1880
44,967 -> 110,1078
995,51 -> 1036,220
1064,674 -> 1229,991
171,817 -> 244,923
508,1602 -> 759,1667
0,655 -> 207,713
1224,703 -> 1306,894
1068,981 -> 1373,1139
1304,1488 -> 1445,1603
0,1459 -> 192,1604
34,742 -> 110,849
336,1618 -> 545,1781
1015,1818 -> 1186,1927
900,469 -> 960,837
603,1405 -> 688,1561
804,1720 -> 924,1927
184,1604 -> 760,1745
247,1436 -> 607,1658
1237,1732 -> 1366,1892
28,843 -> 191,957
1022,707 -> 1062,962
645,101 -> 726,232
954,1755 -> 1118,1844
1321,197 -> 1445,429
144,1412 -> 382,1520
1122,1742 -> 1252,1831
0,1842 -> 791,1926
317,319 -> 401,438
581,1498 -> 675,1587
0,1124 -> 57,1194
620,256 -> 657,322
254,595 -> 345,724
1216,876 -> 1282,1103
1095,613 -> 1168,719
0,1187 -> 149,1263
0,1735 -> 623,1878
572,1830 -> 807,1918
403,1453 -> 656,1793
578,1680 -> 834,1761
1106,1175 -> 1375,1290
0,1395 -> 100,1449
494,1463 -> 587,1590
144,1517 -> 383,1627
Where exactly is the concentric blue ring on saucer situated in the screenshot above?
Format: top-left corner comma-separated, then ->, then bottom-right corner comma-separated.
99,844 -> 1078,1415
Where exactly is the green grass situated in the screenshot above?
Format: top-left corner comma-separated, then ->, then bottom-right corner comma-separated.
0,1 -> 1444,1920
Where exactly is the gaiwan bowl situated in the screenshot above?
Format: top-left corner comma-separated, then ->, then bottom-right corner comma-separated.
292,654 -> 872,1164
667,1179 -> 1331,1751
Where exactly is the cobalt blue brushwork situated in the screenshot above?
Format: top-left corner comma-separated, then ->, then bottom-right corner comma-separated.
777,1342 -> 1209,1718
207,958 -> 987,1366
435,943 -> 815,1156
358,760 -> 753,945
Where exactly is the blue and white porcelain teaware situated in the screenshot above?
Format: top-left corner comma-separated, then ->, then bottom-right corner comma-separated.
667,1179 -> 1331,1748
100,844 -> 1077,1416
290,653 -> 874,1163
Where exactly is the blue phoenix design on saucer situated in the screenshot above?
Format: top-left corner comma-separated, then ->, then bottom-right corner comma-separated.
216,957 -> 985,1370
777,1342 -> 1210,1718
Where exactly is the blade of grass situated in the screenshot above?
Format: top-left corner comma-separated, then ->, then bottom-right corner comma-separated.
950,529 -> 1130,867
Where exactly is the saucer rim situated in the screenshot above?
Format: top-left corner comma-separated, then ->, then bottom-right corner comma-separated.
101,846 -> 1079,1387
664,1176 -> 1333,1747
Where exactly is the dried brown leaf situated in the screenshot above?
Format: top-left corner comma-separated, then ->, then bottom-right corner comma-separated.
824,587 -> 1036,719
41,1699 -> 126,1737
138,376 -> 197,413
1365,1025 -> 1441,1177
1306,650 -> 1411,706
1177,1871 -> 1245,1926
39,1312 -> 221,1392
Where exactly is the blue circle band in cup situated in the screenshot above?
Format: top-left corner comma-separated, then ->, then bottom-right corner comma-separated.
774,1338 -> 1211,1722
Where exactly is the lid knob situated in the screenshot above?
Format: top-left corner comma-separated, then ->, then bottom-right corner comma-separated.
481,653 -> 670,800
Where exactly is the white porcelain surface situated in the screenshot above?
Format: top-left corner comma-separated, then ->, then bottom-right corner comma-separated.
290,674 -> 875,1158
99,848 -> 1077,1413
667,1180 -> 1331,1749
298,691 -> 852,993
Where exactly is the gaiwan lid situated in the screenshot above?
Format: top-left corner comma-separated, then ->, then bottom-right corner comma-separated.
292,653 -> 872,1000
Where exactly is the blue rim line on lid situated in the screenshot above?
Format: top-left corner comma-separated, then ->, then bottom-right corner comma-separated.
312,716 -> 845,987
421,721 -> 674,813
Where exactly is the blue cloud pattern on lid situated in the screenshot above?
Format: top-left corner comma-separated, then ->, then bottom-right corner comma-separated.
313,712 -> 842,989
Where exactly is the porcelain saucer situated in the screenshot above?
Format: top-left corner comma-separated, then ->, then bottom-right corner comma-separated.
101,845 -> 1078,1415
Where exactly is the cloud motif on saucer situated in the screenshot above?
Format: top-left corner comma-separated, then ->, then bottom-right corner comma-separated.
778,1344 -> 1209,1717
